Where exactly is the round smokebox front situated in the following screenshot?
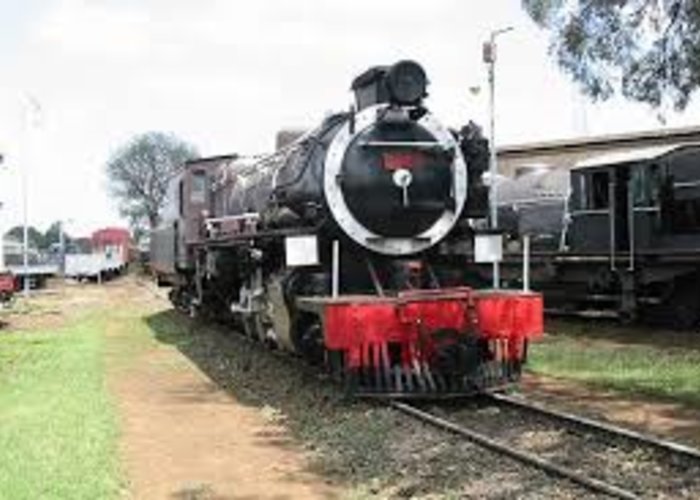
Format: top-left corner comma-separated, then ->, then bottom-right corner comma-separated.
339,122 -> 453,238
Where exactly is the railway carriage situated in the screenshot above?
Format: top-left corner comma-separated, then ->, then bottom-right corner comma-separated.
151,61 -> 544,396
64,227 -> 130,281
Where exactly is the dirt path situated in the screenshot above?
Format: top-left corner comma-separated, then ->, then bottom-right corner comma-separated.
106,279 -> 338,500
522,374 -> 700,447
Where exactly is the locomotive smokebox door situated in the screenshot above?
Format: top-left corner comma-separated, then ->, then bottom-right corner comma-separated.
284,235 -> 320,267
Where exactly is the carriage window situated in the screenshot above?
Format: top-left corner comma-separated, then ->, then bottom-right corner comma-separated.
632,164 -> 662,207
588,171 -> 609,209
575,174 -> 586,210
190,171 -> 207,204
649,164 -> 662,205
670,187 -> 700,233
631,167 -> 646,206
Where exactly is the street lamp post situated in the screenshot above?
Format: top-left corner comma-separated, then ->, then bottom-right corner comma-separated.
22,155 -> 29,296
22,95 -> 42,297
483,26 -> 513,289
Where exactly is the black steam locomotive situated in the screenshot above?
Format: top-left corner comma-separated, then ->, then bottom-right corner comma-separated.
151,61 -> 543,396
485,144 -> 700,329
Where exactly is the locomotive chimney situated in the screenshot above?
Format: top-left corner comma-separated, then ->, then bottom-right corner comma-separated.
351,61 -> 428,110
351,65 -> 390,110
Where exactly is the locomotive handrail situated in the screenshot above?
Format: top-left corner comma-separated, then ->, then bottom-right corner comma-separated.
205,213 -> 260,224
359,140 -> 447,151
569,208 -> 609,216
195,225 -> 322,246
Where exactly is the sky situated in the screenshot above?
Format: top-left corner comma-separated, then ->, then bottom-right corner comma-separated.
1,0 -> 700,236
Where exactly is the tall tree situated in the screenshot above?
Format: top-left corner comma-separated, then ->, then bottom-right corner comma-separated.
523,0 -> 700,111
5,226 -> 45,249
44,221 -> 66,246
106,132 -> 198,230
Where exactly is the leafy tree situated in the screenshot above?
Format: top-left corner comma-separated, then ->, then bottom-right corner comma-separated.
5,226 -> 45,249
43,221 -> 72,249
106,132 -> 198,230
523,0 -> 700,111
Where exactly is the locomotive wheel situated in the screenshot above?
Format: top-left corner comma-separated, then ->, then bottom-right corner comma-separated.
292,313 -> 325,366
646,276 -> 700,330
668,287 -> 700,330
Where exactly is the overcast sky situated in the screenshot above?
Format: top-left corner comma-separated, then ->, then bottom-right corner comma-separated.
2,0 -> 700,236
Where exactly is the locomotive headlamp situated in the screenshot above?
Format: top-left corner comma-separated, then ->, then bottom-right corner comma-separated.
386,60 -> 427,105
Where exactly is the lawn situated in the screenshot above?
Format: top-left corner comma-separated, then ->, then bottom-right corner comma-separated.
528,325 -> 700,408
0,314 -> 122,499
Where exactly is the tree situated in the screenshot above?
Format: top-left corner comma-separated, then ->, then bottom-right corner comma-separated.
5,226 -> 45,249
43,221 -> 72,250
44,221 -> 60,246
523,0 -> 700,111
106,132 -> 198,230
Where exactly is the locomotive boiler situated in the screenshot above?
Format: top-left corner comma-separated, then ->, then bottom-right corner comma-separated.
151,61 -> 543,396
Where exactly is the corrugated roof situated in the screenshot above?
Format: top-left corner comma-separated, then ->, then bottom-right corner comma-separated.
573,144 -> 684,169
498,124 -> 700,156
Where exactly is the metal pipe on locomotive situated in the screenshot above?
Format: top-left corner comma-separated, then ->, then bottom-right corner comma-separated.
151,61 -> 543,396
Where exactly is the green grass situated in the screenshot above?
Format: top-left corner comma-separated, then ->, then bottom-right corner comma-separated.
0,315 -> 122,500
529,333 -> 700,407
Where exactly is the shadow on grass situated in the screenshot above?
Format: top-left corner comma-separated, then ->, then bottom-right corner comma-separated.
531,338 -> 700,410
545,318 -> 700,353
592,378 -> 700,410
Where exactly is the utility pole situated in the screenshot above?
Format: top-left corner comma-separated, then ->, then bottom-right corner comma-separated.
22,152 -> 29,295
22,95 -> 42,296
483,26 -> 513,289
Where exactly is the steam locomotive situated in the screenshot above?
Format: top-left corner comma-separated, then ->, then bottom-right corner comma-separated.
482,144 -> 700,329
151,61 -> 543,396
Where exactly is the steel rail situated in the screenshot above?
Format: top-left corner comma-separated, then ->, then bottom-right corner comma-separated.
391,401 -> 639,500
489,393 -> 700,462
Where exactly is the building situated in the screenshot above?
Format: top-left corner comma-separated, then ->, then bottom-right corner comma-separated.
2,235 -> 42,267
497,124 -> 700,178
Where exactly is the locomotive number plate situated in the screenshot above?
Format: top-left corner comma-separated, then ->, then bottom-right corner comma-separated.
382,151 -> 426,171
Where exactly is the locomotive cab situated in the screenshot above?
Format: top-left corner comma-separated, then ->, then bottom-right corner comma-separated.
151,155 -> 235,283
550,144 -> 700,326
568,144 -> 700,257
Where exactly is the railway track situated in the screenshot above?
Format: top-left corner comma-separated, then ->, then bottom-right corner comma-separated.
144,278 -> 700,497
392,396 -> 700,499
488,393 -> 700,461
